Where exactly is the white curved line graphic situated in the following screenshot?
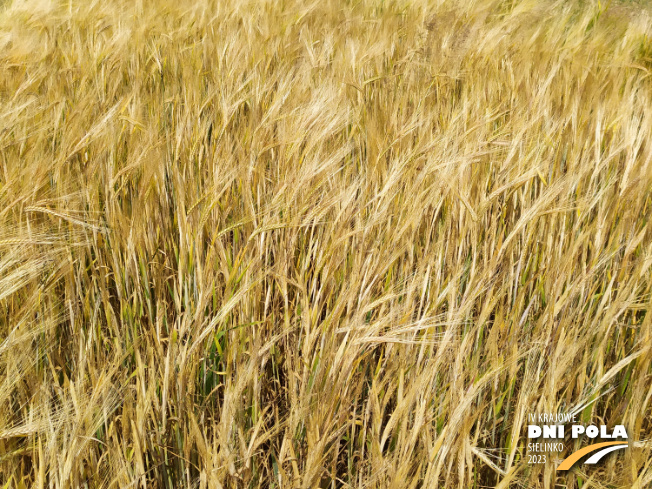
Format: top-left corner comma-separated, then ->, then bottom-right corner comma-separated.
584,444 -> 627,464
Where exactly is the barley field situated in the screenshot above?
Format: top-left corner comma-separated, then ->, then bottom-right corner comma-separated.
1,0 -> 652,487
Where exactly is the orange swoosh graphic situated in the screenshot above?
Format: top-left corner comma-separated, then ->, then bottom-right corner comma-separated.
557,441 -> 627,471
